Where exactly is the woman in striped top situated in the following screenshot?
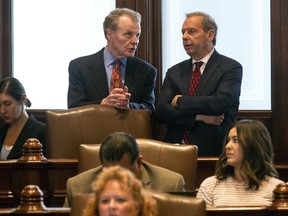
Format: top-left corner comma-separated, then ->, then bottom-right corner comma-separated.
197,119 -> 284,207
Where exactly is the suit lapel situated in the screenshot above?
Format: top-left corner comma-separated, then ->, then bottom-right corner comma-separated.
140,164 -> 152,189
196,51 -> 221,95
180,59 -> 193,95
89,49 -> 110,98
8,115 -> 33,158
124,58 -> 138,94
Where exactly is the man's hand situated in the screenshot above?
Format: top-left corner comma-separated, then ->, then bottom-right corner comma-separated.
171,95 -> 182,107
101,86 -> 131,109
196,114 -> 225,125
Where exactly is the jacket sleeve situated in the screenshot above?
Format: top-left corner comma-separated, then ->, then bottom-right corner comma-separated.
63,178 -> 73,207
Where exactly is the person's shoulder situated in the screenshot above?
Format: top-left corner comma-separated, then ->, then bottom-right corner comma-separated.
127,57 -> 157,72
265,176 -> 284,186
142,161 -> 182,178
202,175 -> 218,185
213,50 -> 242,66
27,114 -> 46,128
165,58 -> 192,74
68,166 -> 102,183
69,48 -> 104,64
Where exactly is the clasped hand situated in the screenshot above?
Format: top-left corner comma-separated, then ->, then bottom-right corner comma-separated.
196,114 -> 225,125
171,95 -> 224,125
101,86 -> 131,109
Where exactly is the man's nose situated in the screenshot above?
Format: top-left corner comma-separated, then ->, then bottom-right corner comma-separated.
182,31 -> 189,39
131,35 -> 139,43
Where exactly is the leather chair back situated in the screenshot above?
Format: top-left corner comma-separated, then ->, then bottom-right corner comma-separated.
150,190 -> 206,216
70,191 -> 206,216
46,104 -> 152,159
78,138 -> 198,191
70,193 -> 94,216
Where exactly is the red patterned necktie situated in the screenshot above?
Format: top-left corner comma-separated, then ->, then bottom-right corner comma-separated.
182,61 -> 204,144
110,60 -> 122,92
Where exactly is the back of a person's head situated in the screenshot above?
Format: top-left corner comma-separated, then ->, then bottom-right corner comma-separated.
99,132 -> 139,164
0,77 -> 32,107
216,119 -> 278,189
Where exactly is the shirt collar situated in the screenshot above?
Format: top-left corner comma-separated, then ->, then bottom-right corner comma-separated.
192,48 -> 214,65
104,47 -> 127,67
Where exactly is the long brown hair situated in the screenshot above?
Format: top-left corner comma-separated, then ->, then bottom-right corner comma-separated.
215,119 -> 278,189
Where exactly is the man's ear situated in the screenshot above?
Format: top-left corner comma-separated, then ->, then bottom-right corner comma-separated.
137,155 -> 143,170
207,29 -> 215,42
106,28 -> 113,40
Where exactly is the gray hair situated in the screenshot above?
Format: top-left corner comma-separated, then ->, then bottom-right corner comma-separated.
186,11 -> 218,45
103,8 -> 141,39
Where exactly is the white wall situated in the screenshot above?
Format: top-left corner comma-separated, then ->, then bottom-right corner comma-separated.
13,0 -> 115,108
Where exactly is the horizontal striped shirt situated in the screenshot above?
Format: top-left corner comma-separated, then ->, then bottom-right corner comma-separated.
196,176 -> 284,207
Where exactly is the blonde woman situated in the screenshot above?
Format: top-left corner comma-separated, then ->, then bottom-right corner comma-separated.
83,165 -> 157,216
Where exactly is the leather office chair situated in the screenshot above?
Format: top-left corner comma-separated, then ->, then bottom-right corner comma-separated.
70,191 -> 206,216
150,190 -> 206,216
78,138 -> 198,191
46,104 -> 152,159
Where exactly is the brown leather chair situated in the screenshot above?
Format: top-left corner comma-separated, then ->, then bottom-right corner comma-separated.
46,104 -> 152,159
70,191 -> 206,216
70,193 -> 94,216
150,190 -> 206,216
78,138 -> 198,191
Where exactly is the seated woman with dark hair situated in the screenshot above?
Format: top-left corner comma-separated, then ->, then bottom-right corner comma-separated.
197,119 -> 284,207
0,77 -> 46,159
83,165 -> 158,216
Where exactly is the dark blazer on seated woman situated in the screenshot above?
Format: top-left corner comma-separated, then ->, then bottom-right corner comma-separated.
0,114 -> 46,159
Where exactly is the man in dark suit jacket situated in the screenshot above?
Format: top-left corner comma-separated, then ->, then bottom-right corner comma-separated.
156,12 -> 242,156
63,132 -> 185,207
68,8 -> 157,114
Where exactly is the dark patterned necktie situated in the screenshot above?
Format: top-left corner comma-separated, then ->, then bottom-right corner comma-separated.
110,60 -> 122,92
182,61 -> 204,144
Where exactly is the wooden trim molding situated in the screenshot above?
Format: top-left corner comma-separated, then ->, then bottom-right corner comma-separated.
117,0 -> 163,99
0,0 -> 12,79
271,0 -> 288,163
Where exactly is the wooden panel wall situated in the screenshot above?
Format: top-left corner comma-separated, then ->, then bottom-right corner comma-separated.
0,0 -> 12,80
117,0 -> 163,98
271,0 -> 288,163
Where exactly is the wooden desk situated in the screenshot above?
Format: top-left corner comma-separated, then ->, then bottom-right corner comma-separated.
0,158 -> 287,207
0,159 -> 77,208
206,206 -> 288,216
0,208 -> 70,216
0,183 -> 287,216
1,206 -> 287,216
